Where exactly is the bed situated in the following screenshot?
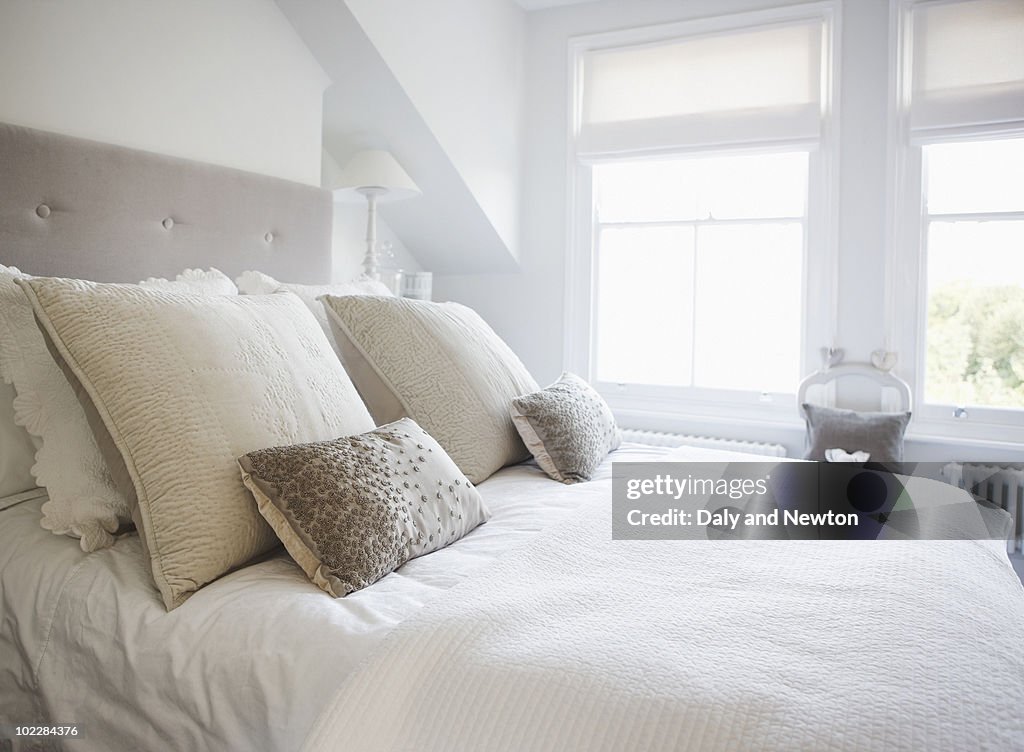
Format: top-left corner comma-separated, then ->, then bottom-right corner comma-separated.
1,123 -> 1023,752
0,441 -> 690,751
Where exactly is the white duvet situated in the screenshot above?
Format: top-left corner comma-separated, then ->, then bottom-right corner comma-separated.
3,445 -> 1023,752
305,477 -> 1024,751
0,444 -> 681,752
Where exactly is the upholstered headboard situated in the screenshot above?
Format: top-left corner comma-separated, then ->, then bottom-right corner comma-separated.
0,122 -> 331,283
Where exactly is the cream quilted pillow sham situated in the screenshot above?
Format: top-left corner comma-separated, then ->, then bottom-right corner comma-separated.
321,295 -> 539,484
18,278 -> 375,609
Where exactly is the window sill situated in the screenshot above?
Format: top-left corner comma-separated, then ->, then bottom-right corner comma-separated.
906,414 -> 1024,448
602,389 -> 805,430
904,430 -> 1024,452
607,394 -> 807,456
600,387 -> 1024,460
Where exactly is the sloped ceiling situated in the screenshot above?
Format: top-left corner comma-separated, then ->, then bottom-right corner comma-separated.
514,0 -> 596,8
276,0 -> 519,274
345,0 -> 525,263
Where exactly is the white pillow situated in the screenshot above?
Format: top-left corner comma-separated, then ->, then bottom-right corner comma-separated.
0,380 -> 39,499
236,270 -> 392,355
0,265 -> 132,550
139,267 -> 238,295
19,278 -> 375,610
235,270 -> 291,296
0,266 -> 238,551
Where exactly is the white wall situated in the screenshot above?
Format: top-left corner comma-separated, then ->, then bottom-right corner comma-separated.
436,0 -> 1018,461
440,0 -> 814,385
0,0 -> 328,186
345,0 -> 527,258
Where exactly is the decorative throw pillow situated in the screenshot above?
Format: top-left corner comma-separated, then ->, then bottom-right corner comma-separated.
0,265 -> 131,550
510,372 -> 622,484
239,418 -> 490,597
18,278 -> 375,610
803,404 -> 911,462
321,295 -> 539,484
236,270 -> 392,355
139,267 -> 238,295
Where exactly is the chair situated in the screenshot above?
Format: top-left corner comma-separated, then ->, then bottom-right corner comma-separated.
797,362 -> 913,419
796,362 -> 913,461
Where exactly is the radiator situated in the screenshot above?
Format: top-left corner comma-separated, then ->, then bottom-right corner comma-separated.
941,463 -> 1024,555
621,429 -> 787,458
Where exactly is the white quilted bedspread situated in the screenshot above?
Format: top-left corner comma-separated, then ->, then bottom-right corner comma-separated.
304,485 -> 1024,751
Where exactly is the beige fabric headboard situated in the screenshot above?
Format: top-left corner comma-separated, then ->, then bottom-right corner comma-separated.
0,122 -> 331,283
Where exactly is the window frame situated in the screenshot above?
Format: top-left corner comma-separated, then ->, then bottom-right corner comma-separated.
887,0 -> 1024,444
564,2 -> 841,430
588,146 -> 813,394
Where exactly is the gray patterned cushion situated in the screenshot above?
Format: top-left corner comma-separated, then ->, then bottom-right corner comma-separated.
803,404 -> 911,462
510,373 -> 622,484
238,418 -> 490,598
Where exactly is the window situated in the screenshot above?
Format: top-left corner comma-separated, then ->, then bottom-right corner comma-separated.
922,137 -> 1024,410
568,4 -> 837,422
891,0 -> 1024,438
592,151 -> 807,393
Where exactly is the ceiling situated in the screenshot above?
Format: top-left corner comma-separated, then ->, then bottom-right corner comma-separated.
513,0 -> 598,10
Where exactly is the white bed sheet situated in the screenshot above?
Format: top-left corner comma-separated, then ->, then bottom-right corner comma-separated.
0,443 -> 699,752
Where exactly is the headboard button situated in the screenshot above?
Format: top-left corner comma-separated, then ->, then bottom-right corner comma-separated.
36,204 -> 51,218
264,232 -> 274,243
162,217 -> 174,230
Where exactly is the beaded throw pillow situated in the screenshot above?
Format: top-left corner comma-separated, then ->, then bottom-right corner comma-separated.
238,418 -> 490,598
510,372 -> 622,484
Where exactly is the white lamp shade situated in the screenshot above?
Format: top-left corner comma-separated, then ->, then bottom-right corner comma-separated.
332,149 -> 421,203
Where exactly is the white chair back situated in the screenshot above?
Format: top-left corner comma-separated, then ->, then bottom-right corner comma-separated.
797,363 -> 912,419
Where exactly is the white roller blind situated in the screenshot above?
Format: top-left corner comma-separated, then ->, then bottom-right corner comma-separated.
579,20 -> 824,154
910,0 -> 1024,129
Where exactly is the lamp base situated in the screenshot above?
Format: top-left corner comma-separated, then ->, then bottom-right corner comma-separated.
359,187 -> 386,280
